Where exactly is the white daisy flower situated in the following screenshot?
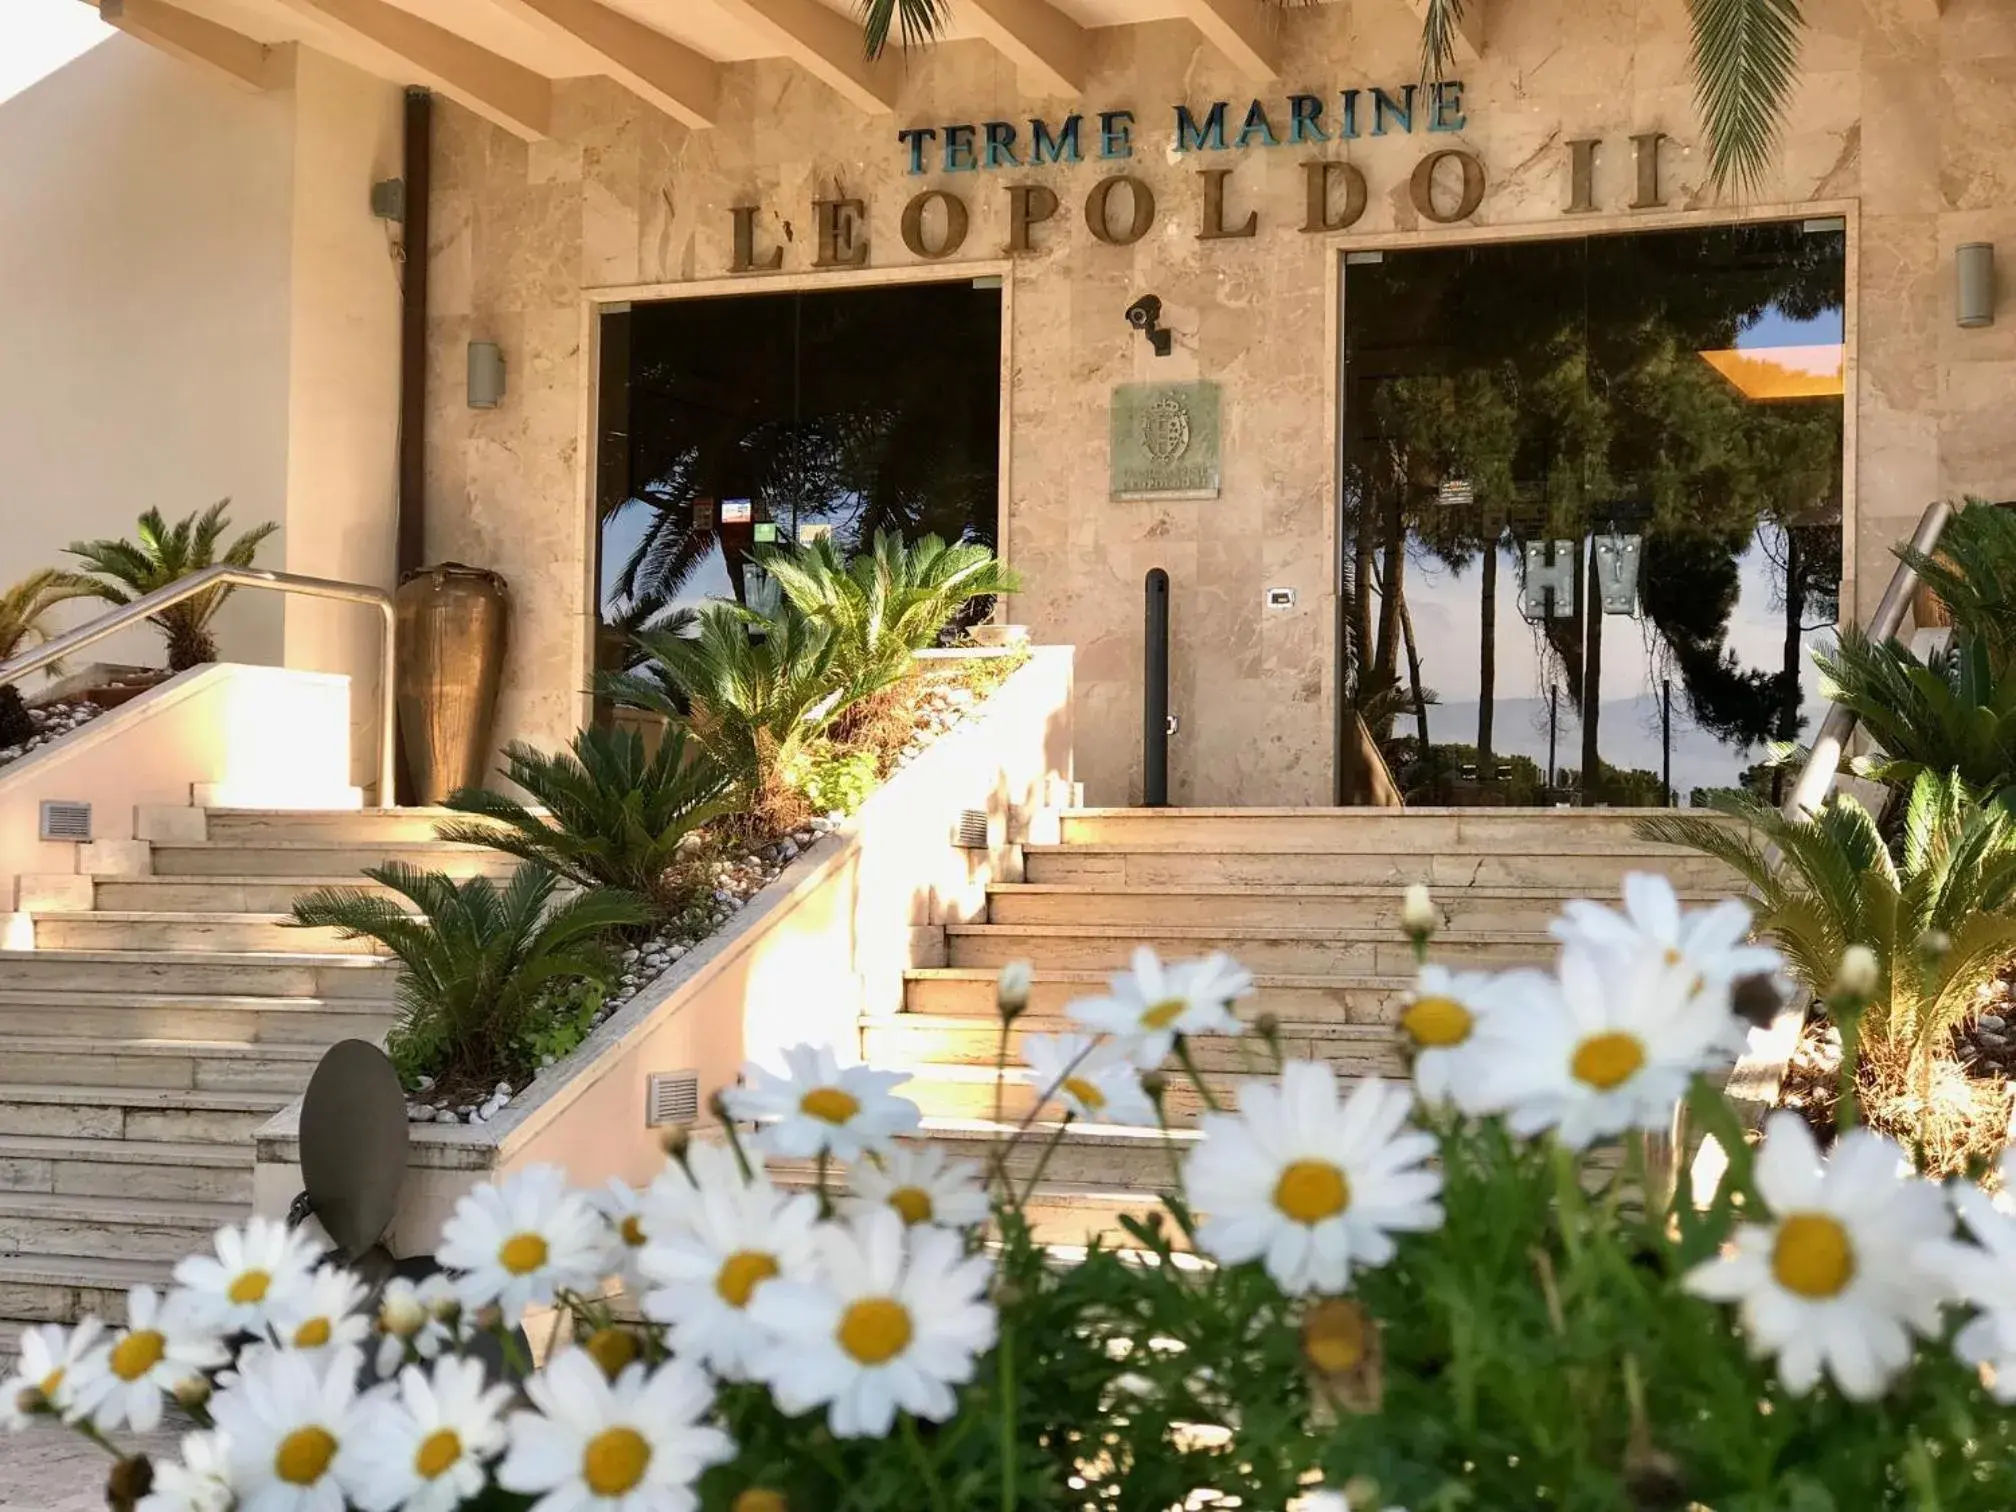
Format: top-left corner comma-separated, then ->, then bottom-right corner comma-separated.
138,1429 -> 234,1512
1183,1062 -> 1443,1297
1398,963 -> 1534,1114
374,1275 -> 460,1378
1551,873 -> 1779,994
1473,946 -> 1742,1150
210,1343 -> 373,1512
71,1285 -> 228,1434
1066,947 -> 1250,1069
174,1216 -> 322,1335
1684,1113 -> 1951,1399
437,1163 -> 613,1318
844,1142 -> 991,1230
1916,1149 -> 2016,1399
638,1162 -> 821,1380
497,1348 -> 734,1512
748,1207 -> 997,1438
268,1267 -> 370,1365
594,1178 -> 657,1291
0,1318 -> 102,1428
724,1043 -> 921,1162
351,1356 -> 513,1512
1021,1032 -> 1157,1125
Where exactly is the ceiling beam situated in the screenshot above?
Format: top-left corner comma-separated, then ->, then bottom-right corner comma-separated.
1175,0 -> 1278,80
1407,0 -> 1483,63
276,0 -> 551,139
962,0 -> 1085,98
95,0 -> 289,91
706,0 -> 898,114
484,0 -> 720,128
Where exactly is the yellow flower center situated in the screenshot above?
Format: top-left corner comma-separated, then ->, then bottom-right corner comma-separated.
620,1215 -> 647,1248
415,1428 -> 462,1479
888,1187 -> 934,1225
583,1426 -> 651,1496
1571,1031 -> 1646,1091
1663,946 -> 1683,967
800,1087 -> 860,1125
36,1369 -> 62,1401
585,1326 -> 640,1379
498,1233 -> 549,1276
1772,1212 -> 1856,1299
1401,995 -> 1474,1048
1140,998 -> 1186,1031
228,1270 -> 271,1306
109,1331 -> 164,1383
1302,1298 -> 1369,1375
1273,1160 -> 1351,1224
734,1491 -> 789,1512
837,1297 -> 913,1365
1062,1076 -> 1107,1111
292,1318 -> 332,1350
275,1426 -> 337,1486
716,1250 -> 780,1309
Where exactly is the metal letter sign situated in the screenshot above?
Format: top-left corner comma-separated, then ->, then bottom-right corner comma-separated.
1520,540 -> 1578,621
1592,533 -> 1642,616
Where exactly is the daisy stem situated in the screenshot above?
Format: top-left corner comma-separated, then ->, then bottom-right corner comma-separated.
1017,1113 -> 1075,1210
1549,1139 -> 1587,1269
1151,1098 -> 1189,1206
1172,1038 -> 1222,1113
66,1419 -> 121,1460
815,1150 -> 833,1216
997,1321 -> 1018,1512
901,1412 -> 952,1512
492,1320 -> 530,1378
1835,1004 -> 1864,1133
987,1041 -> 1105,1193
717,1110 -> 757,1184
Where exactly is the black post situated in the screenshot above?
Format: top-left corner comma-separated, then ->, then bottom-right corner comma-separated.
1144,568 -> 1170,808
396,87 -> 432,579
1661,676 -> 1673,807
1547,684 -> 1559,794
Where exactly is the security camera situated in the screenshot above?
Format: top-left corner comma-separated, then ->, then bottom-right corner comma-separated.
1124,295 -> 1172,356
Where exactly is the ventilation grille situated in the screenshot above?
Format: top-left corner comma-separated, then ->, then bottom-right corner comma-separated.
645,1070 -> 701,1128
38,801 -> 91,843
953,809 -> 989,849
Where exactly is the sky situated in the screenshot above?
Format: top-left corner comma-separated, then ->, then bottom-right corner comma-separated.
0,2 -> 113,107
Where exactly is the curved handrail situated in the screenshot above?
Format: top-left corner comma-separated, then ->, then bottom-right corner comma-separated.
1782,500 -> 1953,820
0,566 -> 397,803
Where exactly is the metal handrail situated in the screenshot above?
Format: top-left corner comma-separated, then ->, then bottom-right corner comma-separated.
1782,500 -> 1954,820
0,566 -> 397,802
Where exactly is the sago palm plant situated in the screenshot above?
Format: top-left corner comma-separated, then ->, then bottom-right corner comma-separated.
1813,628 -> 2016,801
1900,497 -> 2016,678
0,568 -> 100,747
864,0 -> 1805,191
66,502 -> 279,671
1638,773 -> 2016,1062
291,862 -> 649,1093
437,725 -> 733,921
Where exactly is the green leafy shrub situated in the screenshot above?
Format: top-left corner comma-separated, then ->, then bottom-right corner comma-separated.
66,501 -> 278,670
798,745 -> 879,816
1814,627 -> 2016,798
438,724 -> 732,922
289,862 -> 649,1094
510,977 -> 608,1073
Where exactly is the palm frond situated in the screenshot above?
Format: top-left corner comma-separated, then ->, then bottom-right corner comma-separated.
860,0 -> 950,56
1686,0 -> 1804,192
1418,0 -> 1469,80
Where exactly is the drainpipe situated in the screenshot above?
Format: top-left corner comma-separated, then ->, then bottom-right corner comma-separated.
397,87 -> 432,578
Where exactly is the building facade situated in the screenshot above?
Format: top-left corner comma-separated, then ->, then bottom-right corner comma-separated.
18,0 -> 2016,808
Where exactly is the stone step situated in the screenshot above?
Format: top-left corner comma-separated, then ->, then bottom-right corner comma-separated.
866,1013 -> 1402,1071
947,924 -> 1549,976
0,1038 -> 322,1094
0,1191 -> 240,1264
34,913 -> 379,955
895,1042 -> 1404,1122
0,1252 -> 173,1329
0,991 -> 396,1044
984,884 -> 1717,933
149,840 -> 514,879
1055,807 -> 1715,851
0,1085 -> 288,1144
903,969 -> 1408,1023
202,808 -> 486,844
0,1134 -> 253,1205
96,876 -> 422,914
0,952 -> 397,1000
1023,846 -> 1742,891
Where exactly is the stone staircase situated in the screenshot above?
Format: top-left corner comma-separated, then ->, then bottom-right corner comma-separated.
869,807 -> 1739,1243
0,807 -> 506,1353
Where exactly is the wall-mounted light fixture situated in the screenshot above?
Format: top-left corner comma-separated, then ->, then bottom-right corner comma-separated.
467,341 -> 506,408
1959,243 -> 1996,329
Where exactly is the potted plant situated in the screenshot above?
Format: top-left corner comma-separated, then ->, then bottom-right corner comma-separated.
65,501 -> 278,672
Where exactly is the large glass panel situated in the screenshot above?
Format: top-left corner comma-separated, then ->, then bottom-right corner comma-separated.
1338,221 -> 1845,807
594,281 -> 1003,681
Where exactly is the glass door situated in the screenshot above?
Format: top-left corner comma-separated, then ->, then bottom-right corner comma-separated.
1337,220 -> 1846,808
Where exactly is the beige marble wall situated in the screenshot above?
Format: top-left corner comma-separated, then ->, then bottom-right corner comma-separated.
423,0 -> 2016,807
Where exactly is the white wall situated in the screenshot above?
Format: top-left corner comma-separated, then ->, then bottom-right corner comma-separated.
0,35 -> 294,673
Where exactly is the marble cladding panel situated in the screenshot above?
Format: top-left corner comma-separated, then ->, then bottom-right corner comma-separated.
420,0 -> 2016,803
